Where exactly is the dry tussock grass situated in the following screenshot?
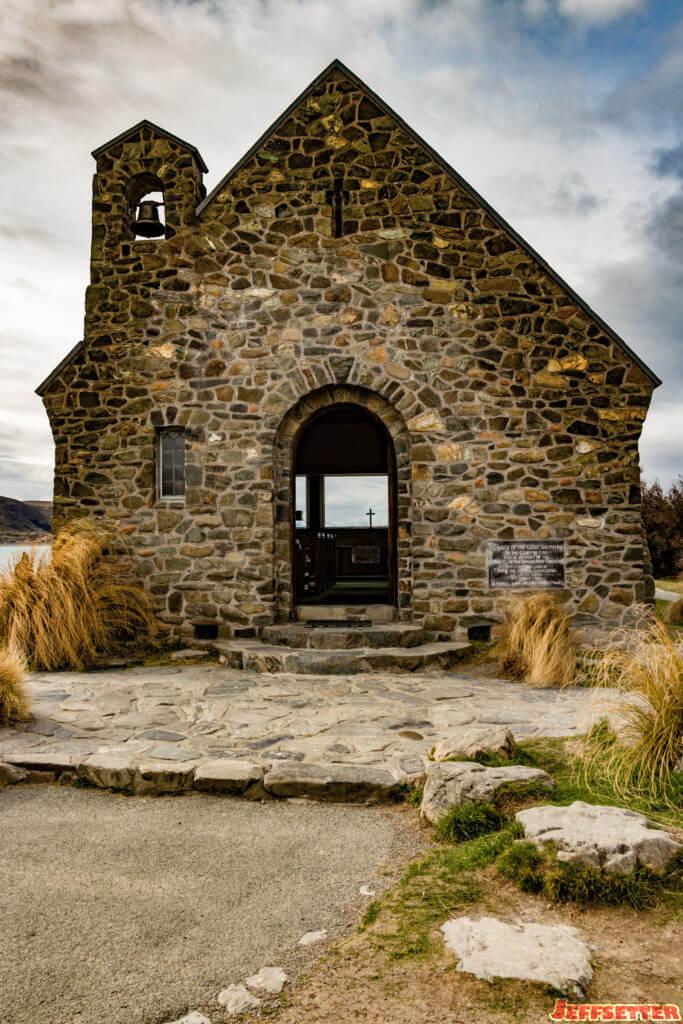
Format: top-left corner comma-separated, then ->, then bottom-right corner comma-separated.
0,524 -> 156,671
497,592 -> 576,688
0,644 -> 30,725
582,614 -> 683,807
664,596 -> 683,626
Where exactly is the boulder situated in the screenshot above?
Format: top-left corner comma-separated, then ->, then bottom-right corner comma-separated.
263,762 -> 400,803
421,761 -> 553,823
430,726 -> 516,762
245,966 -> 287,994
193,759 -> 263,794
441,916 -> 592,997
0,761 -> 27,786
516,801 -> 681,874
217,984 -> 260,1014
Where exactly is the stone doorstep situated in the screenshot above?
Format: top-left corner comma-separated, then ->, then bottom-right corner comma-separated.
260,622 -> 427,650
218,639 -> 472,675
296,604 -> 397,623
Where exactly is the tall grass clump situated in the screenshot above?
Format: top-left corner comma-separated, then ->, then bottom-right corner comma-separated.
582,615 -> 683,809
664,596 -> 683,627
497,592 -> 576,688
0,525 -> 156,671
0,645 -> 30,725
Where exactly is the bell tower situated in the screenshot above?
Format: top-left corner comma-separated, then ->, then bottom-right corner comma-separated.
89,119 -> 207,272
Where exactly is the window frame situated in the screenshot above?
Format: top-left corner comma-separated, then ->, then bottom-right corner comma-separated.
157,427 -> 186,504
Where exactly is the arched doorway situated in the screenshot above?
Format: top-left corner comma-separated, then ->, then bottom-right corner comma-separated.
292,403 -> 398,607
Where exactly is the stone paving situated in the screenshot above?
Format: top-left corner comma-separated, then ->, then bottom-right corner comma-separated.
0,659 -> 621,786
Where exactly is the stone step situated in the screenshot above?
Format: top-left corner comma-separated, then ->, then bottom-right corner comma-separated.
260,623 -> 426,650
296,604 -> 396,623
207,639 -> 472,675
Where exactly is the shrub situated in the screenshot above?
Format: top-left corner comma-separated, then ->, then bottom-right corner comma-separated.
582,616 -> 683,808
433,801 -> 505,843
641,477 -> 682,580
0,525 -> 156,671
497,592 -> 576,687
664,596 -> 683,627
0,645 -> 30,725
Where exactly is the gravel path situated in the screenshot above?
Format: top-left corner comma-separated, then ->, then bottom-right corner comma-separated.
0,786 -> 423,1024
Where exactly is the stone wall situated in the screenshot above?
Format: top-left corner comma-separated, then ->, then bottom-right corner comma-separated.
40,68 -> 656,641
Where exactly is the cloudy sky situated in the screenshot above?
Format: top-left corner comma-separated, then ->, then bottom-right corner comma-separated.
1,0 -> 681,502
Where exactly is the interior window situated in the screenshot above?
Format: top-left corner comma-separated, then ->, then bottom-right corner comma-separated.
323,476 -> 388,528
295,475 -> 308,528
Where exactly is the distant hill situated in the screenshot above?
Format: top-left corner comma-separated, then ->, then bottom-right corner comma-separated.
0,497 -> 52,543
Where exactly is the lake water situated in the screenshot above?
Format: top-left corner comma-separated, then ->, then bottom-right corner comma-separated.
0,544 -> 51,574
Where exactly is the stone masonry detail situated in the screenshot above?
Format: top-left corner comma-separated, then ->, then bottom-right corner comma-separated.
38,64 -> 657,642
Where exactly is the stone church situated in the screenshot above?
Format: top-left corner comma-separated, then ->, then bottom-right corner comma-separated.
37,60 -> 660,655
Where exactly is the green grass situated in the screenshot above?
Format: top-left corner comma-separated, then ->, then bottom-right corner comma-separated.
360,824 -> 522,958
433,800 -> 504,843
367,736 -> 682,962
497,840 -> 683,910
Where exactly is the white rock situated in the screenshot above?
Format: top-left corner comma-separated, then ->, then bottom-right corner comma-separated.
245,966 -> 287,994
359,884 -> 376,896
431,726 -> 516,762
516,801 -> 681,874
441,916 -> 592,996
299,929 -> 327,946
217,984 -> 260,1014
164,1013 -> 212,1024
421,761 -> 553,824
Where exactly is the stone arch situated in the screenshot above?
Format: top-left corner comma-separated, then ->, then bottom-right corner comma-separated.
273,384 -> 413,622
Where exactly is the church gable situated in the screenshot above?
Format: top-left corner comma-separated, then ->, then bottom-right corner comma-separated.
197,60 -> 658,389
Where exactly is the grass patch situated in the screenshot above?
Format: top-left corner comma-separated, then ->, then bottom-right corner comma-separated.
664,596 -> 683,627
579,617 -> 682,811
360,900 -> 381,929
0,524 -> 156,671
362,825 -> 521,959
405,786 -> 423,809
433,801 -> 504,843
0,644 -> 30,725
497,840 -> 683,910
497,592 -> 576,688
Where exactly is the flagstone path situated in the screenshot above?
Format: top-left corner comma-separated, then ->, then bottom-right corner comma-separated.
0,661 -> 621,782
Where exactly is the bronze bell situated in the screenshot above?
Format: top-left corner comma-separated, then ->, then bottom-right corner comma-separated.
132,199 -> 165,238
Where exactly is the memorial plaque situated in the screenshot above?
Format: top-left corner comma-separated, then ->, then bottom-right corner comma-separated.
488,540 -> 565,590
352,546 -> 381,565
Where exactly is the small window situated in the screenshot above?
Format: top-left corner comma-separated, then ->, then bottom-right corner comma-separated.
158,429 -> 186,500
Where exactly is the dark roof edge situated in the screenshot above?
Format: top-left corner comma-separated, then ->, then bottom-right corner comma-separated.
35,341 -> 84,397
92,118 -> 209,173
197,58 -> 660,387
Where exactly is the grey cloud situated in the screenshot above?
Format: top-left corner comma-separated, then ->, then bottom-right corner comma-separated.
652,142 -> 683,179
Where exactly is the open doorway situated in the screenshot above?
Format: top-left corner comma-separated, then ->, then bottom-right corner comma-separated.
292,404 -> 397,606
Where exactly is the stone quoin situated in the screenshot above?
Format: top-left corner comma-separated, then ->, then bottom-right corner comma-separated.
36,59 -> 660,644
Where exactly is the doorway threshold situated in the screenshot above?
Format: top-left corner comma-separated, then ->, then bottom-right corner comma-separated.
296,604 -> 396,623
